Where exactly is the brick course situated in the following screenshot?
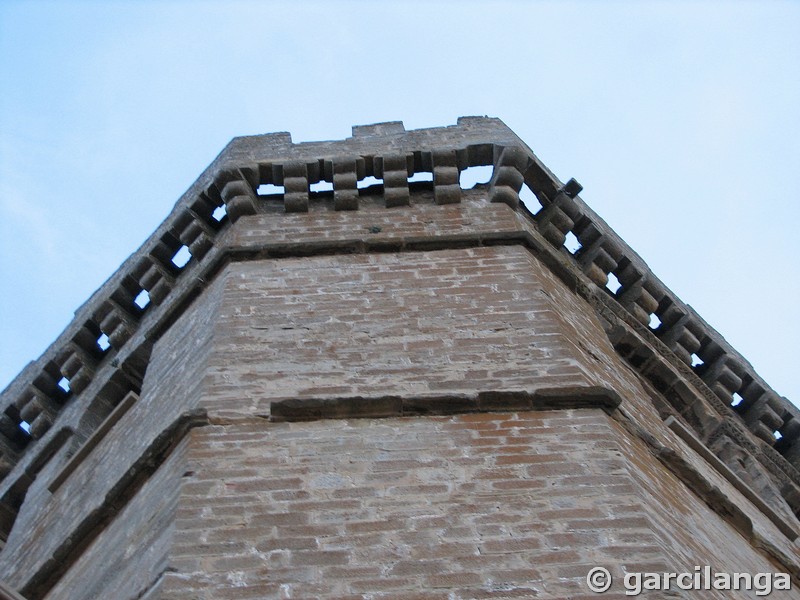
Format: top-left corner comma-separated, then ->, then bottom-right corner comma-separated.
202,243 -> 627,420
0,119 -> 797,599
164,411 -> 664,599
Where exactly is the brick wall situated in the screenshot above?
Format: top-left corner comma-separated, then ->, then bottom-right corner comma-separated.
161,410 -> 796,599
202,243 -> 630,420
2,198 -> 798,598
0,274 -> 225,594
1,120 -> 797,600
164,410 -> 662,599
612,413 -> 796,593
45,437 -> 189,600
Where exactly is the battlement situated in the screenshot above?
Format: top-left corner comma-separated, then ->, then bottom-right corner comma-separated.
1,118 -> 798,599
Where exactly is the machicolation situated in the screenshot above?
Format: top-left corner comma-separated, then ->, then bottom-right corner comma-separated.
0,117 -> 798,599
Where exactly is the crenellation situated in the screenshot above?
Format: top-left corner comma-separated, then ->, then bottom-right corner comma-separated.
351,121 -> 406,138
0,117 -> 797,599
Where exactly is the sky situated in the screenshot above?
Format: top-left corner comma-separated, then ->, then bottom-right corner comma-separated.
0,1 -> 798,405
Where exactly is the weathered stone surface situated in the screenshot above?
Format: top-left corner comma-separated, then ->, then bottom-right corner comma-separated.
0,119 -> 796,599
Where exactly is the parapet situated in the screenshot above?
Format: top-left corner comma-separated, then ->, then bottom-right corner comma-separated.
0,116 -> 797,561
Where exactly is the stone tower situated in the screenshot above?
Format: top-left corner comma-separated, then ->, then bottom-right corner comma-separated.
0,118 -> 798,599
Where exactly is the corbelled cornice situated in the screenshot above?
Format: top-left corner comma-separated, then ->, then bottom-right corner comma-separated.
1,117 -> 796,534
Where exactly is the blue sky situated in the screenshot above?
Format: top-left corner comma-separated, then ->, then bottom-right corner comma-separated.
1,1 -> 798,404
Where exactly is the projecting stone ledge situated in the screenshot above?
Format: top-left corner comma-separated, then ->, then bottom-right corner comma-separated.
268,387 -> 623,422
